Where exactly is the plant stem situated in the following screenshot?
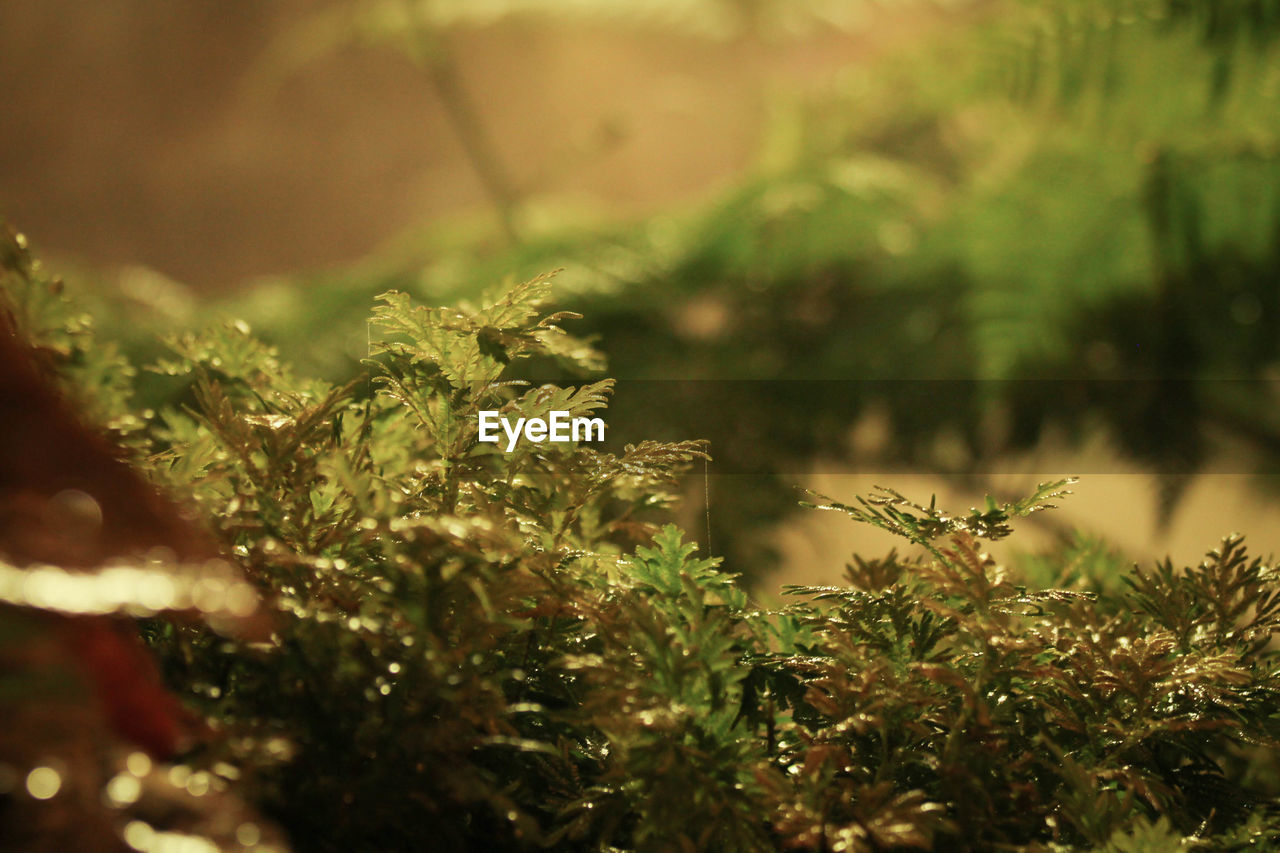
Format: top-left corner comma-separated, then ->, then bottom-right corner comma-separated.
423,41 -> 523,245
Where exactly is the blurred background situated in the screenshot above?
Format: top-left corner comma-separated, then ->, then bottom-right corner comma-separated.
4,0 -> 1280,589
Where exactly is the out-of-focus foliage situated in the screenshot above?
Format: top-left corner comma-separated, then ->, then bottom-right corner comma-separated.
1,223 -> 141,442
0,223 -> 290,852
159,0 -> 1280,580
12,246 -> 1280,850
275,0 -> 954,60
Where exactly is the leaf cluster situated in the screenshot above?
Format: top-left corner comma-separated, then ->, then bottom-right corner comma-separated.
11,253 -> 1280,851
133,272 -> 717,851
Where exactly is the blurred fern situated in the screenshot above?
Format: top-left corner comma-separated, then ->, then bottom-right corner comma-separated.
177,0 -> 1280,582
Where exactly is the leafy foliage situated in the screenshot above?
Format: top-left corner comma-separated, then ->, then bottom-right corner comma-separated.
0,221 -> 142,442
137,270 -> 719,851
802,477 -> 1077,556
11,245 -> 1280,849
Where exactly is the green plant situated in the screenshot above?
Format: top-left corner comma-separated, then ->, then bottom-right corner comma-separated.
139,274 -> 712,850
8,231 -> 1280,850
